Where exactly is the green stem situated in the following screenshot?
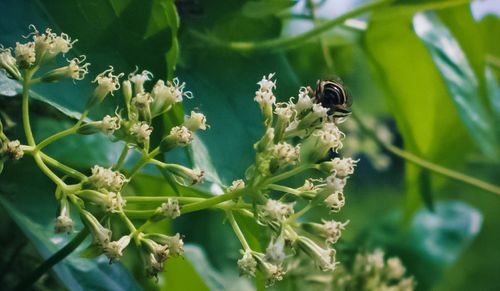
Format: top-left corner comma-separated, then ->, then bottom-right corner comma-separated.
266,184 -> 302,195
22,70 -> 36,146
35,111 -> 88,151
40,152 -> 86,180
262,164 -> 317,186
15,228 -> 89,291
127,147 -> 161,179
125,196 -> 205,203
226,210 -> 251,250
33,153 -> 68,189
181,190 -> 243,214
114,144 -> 130,170
192,0 -> 393,52
352,113 -> 500,196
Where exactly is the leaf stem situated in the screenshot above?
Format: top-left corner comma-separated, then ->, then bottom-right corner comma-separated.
114,144 -> 130,170
261,164 -> 317,186
192,0 -> 393,52
15,228 -> 89,291
22,70 -> 36,146
352,113 -> 500,196
226,210 -> 250,250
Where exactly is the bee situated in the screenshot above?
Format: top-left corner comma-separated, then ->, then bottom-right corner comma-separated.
314,80 -> 352,118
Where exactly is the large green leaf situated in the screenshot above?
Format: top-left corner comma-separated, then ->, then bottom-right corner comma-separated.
364,6 -> 474,216
0,160 -> 141,291
414,11 -> 498,159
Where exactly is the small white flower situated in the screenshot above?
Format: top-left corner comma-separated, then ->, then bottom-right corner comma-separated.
296,236 -> 337,271
128,69 -> 153,94
159,198 -> 181,219
295,87 -> 313,113
151,78 -> 192,113
104,235 -> 131,262
101,114 -> 121,134
90,67 -> 123,106
0,47 -> 20,79
88,165 -> 127,192
325,175 -> 346,192
330,157 -> 358,178
104,191 -> 126,213
238,249 -> 257,277
257,73 -> 276,92
324,191 -> 345,212
15,42 -> 36,67
312,103 -> 329,119
49,32 -> 75,56
132,92 -> 153,108
67,56 -> 90,80
146,252 -> 165,278
163,233 -> 184,256
144,239 -> 170,262
55,215 -> 74,234
274,102 -> 294,121
130,122 -> 153,144
265,236 -> 286,265
228,179 -> 245,192
271,142 -> 300,167
81,210 -> 112,247
184,111 -> 207,131
169,126 -> 193,146
254,90 -> 276,108
260,199 -> 294,223
386,257 -> 406,279
321,219 -> 349,244
6,140 -> 23,160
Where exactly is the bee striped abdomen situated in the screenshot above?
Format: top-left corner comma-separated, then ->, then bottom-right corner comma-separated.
316,80 -> 352,117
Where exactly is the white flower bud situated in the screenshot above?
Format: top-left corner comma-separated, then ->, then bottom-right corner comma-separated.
81,210 -> 112,247
295,236 -> 337,271
259,199 -> 294,223
5,140 -> 23,160
160,126 -> 193,152
55,215 -> 74,234
300,122 -> 343,163
325,175 -> 346,192
386,257 -> 406,279
159,198 -> 181,219
41,56 -> 90,82
257,73 -> 276,92
88,67 -> 123,108
228,179 -> 245,192
128,69 -> 153,94
15,42 -> 36,68
151,78 -> 192,116
101,114 -> 121,134
48,33 -> 75,58
104,191 -> 126,213
130,122 -> 153,144
87,165 -> 127,192
184,111 -> 207,131
295,87 -> 313,113
324,191 -> 345,213
0,47 -> 21,79
104,235 -> 131,263
270,142 -> 300,167
238,249 -> 257,277
321,219 -> 349,244
265,236 -> 285,265
132,92 -> 153,107
145,233 -> 184,257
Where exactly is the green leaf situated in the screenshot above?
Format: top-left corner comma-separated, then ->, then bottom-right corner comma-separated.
0,160 -> 140,290
162,245 -> 225,291
413,11 -> 498,159
364,7 -> 474,216
242,0 -> 297,18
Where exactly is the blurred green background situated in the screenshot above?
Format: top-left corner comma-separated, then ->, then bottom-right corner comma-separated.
0,0 -> 499,290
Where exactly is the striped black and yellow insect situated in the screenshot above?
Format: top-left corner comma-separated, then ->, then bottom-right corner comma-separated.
315,80 -> 352,118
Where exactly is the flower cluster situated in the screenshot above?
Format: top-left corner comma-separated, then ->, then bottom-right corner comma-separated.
332,249 -> 416,291
232,74 -> 358,286
0,26 -> 214,279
